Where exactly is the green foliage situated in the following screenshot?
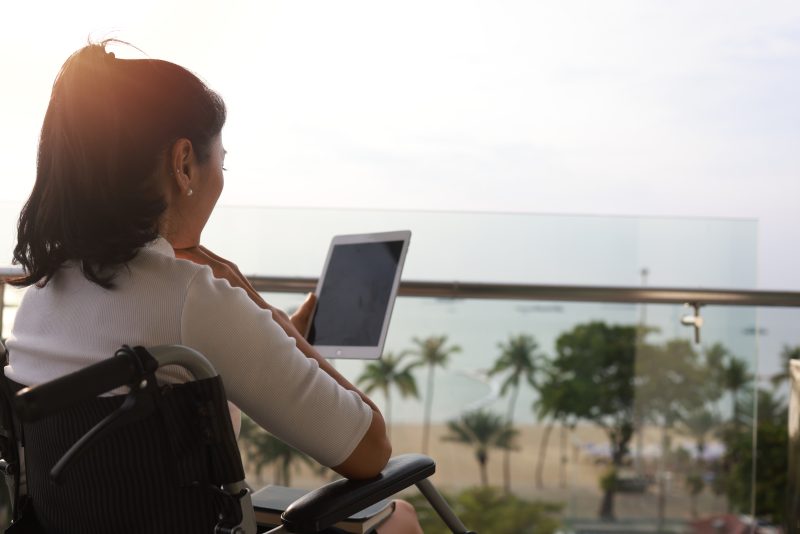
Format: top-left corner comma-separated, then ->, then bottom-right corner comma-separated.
489,334 -> 544,492
239,416 -> 319,486
724,357 -> 752,393
356,351 -> 419,430
599,468 -> 618,493
539,321 -> 638,519
724,389 -> 788,524
770,344 -> 800,387
408,486 -> 562,534
410,334 -> 461,454
442,409 -> 518,486
686,473 -> 704,496
703,343 -> 730,403
683,406 -> 719,454
357,352 -> 419,401
411,335 -> 461,369
544,322 -> 637,464
443,410 -> 518,452
637,338 -> 708,428
723,356 -> 753,429
489,334 -> 543,397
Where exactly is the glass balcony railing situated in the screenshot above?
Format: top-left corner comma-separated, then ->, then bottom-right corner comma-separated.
2,204 -> 799,532
247,288 -> 797,531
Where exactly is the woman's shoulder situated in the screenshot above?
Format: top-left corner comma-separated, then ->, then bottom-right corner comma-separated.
125,240 -> 269,336
119,240 -> 226,306
135,242 -> 254,311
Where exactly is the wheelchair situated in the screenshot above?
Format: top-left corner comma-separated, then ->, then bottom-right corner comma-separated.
0,340 -> 474,533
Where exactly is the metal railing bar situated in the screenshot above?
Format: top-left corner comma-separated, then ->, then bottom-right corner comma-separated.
246,276 -> 800,308
3,269 -> 800,308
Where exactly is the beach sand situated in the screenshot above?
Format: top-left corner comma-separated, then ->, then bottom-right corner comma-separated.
242,422 -> 731,522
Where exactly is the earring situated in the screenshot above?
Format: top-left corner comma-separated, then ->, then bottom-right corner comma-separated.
187,188 -> 193,197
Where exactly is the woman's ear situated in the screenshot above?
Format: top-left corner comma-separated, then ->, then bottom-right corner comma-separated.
168,138 -> 195,194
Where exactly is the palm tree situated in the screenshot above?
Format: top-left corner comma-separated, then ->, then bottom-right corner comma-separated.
411,335 -> 461,454
356,351 -> 419,439
239,417 -> 316,486
683,407 -> 719,465
531,360 -> 572,489
724,357 -> 751,429
769,345 -> 800,387
704,343 -> 729,404
488,334 -> 542,493
442,410 -> 518,487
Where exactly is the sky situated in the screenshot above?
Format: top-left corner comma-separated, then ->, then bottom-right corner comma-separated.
0,0 -> 799,290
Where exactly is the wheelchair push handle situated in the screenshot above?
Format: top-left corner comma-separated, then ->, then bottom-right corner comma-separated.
15,346 -> 154,422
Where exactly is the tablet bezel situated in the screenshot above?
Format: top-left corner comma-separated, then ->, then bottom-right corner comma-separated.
308,230 -> 411,359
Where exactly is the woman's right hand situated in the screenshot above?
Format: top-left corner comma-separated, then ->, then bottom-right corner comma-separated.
290,293 -> 317,335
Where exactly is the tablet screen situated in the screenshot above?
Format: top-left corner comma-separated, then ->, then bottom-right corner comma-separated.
308,240 -> 405,347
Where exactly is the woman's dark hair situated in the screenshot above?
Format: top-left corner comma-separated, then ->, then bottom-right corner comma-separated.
12,40 -> 226,288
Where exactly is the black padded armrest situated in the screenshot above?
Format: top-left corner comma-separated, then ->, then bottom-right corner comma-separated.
281,453 -> 435,533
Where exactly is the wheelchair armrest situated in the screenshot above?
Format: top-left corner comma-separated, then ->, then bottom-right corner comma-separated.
281,453 -> 435,533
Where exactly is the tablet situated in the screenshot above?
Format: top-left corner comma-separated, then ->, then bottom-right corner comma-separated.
307,230 -> 411,359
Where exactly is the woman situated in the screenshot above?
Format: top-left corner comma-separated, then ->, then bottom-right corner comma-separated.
6,41 -> 421,533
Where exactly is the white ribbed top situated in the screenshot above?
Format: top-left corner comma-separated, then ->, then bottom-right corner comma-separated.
5,238 -> 372,468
